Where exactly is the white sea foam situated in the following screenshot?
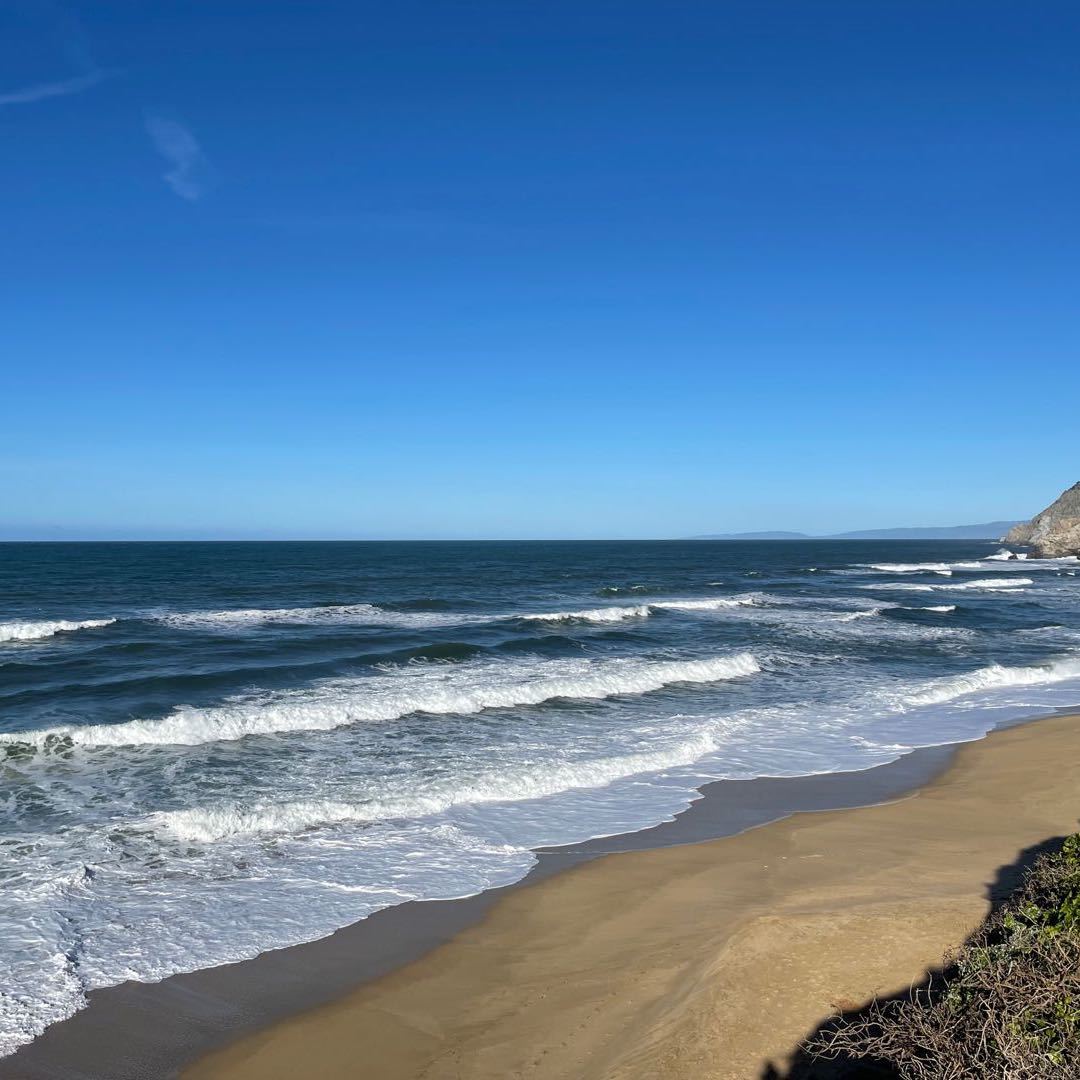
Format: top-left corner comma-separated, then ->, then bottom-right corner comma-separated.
847,555 -> 1057,577
147,653 -> 1080,843
857,582 -> 936,592
161,595 -> 763,632
945,577 -> 1033,591
651,597 -> 759,612
835,607 -> 887,622
155,604 -> 479,630
0,619 -> 115,644
157,604 -> 384,627
977,550 -> 1077,566
0,652 -> 760,749
153,727 -> 731,842
862,562 -> 954,574
900,656 -> 1080,708
956,557 -> 1075,571
860,578 -> 1032,594
521,604 -> 652,623
919,605 -> 957,613
521,596 -> 759,624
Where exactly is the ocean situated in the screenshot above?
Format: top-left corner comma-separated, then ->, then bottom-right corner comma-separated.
2,539 -> 1079,1056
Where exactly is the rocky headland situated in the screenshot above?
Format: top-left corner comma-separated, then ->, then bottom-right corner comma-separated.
1005,482 -> 1080,557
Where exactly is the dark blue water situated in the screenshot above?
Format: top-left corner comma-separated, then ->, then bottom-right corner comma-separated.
2,540 -> 1078,1055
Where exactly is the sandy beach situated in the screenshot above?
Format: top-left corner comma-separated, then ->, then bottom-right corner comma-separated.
180,710 -> 1080,1080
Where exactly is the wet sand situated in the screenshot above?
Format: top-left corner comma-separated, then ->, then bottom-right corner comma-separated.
183,711 -> 1080,1080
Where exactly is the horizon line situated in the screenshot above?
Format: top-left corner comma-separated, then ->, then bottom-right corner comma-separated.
0,535 -> 1017,545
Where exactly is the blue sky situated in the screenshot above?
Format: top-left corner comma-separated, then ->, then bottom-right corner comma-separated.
2,1 -> 1077,539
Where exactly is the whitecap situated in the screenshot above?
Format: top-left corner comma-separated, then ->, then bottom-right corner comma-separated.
522,596 -> 759,624
899,656 -> 1080,708
0,652 -> 761,750
155,604 -> 478,630
152,726 -> 731,842
861,562 -> 954,574
0,619 -> 116,644
860,578 -> 1031,594
521,604 -> 652,624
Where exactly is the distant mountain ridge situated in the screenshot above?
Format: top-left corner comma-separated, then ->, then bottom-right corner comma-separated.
691,521 -> 1022,541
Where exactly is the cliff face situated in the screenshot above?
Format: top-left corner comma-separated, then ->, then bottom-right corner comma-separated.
1005,482 -> 1080,557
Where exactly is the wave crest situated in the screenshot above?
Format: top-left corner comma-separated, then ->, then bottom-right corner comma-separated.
860,578 -> 1031,594
152,727 -> 730,842
904,656 -> 1080,708
0,652 -> 760,750
0,618 -> 115,644
155,604 -> 478,630
862,562 -> 954,574
522,596 -> 759,624
521,604 -> 652,624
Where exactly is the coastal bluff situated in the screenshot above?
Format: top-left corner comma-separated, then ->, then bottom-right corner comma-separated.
1005,481 -> 1080,557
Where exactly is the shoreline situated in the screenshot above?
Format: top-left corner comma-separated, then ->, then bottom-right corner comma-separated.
2,710 -> 1075,1079
189,709 -> 1080,1080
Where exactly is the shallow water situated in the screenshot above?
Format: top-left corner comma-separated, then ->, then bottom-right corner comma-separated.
1,539 -> 1078,1055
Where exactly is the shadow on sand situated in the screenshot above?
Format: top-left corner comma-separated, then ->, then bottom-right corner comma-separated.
759,835 -> 1070,1080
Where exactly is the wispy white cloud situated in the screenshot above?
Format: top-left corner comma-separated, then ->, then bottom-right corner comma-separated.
144,113 -> 215,201
0,2 -> 112,107
0,67 -> 109,107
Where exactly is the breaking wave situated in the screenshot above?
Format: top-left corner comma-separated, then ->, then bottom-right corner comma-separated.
159,594 -> 764,632
155,604 -> 480,630
652,597 -> 759,612
521,604 -> 652,624
861,562 -> 954,574
835,607 -> 888,622
0,652 -> 760,750
861,578 -> 1032,594
901,656 -> 1080,708
154,727 -> 732,842
146,652 -> 1080,843
521,596 -> 759,624
944,577 -> 1033,591
0,618 -> 116,644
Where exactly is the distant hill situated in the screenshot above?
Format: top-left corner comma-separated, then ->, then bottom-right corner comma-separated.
691,521 -> 1022,541
829,521 -> 1022,540
690,530 -> 811,540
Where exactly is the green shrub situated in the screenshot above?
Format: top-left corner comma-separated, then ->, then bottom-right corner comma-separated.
806,834 -> 1080,1079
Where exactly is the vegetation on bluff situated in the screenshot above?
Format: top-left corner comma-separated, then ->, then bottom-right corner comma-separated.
804,834 -> 1080,1079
